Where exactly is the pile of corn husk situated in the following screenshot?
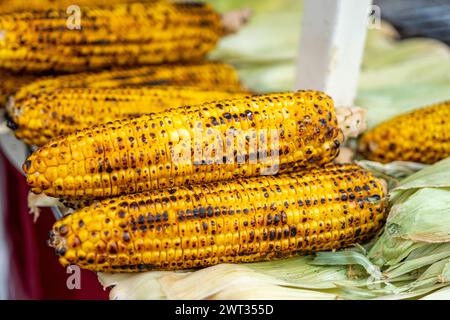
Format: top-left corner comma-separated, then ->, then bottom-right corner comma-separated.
98,158 -> 450,300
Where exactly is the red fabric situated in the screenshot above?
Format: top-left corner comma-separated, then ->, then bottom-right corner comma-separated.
1,150 -> 109,300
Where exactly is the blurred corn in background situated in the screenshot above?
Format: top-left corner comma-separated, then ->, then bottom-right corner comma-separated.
0,1 -> 225,72
207,0 -> 450,127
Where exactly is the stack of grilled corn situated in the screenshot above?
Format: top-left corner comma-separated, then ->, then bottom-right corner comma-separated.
21,89 -> 388,272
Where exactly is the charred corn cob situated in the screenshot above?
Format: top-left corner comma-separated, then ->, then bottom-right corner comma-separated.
9,86 -> 248,146
359,101 -> 450,164
24,90 -> 342,200
0,2 -> 225,72
0,71 -> 36,106
49,163 -> 387,272
13,62 -> 242,102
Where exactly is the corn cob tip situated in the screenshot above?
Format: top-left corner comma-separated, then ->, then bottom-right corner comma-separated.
23,160 -> 31,173
221,8 -> 252,35
48,227 -> 69,265
23,153 -> 50,193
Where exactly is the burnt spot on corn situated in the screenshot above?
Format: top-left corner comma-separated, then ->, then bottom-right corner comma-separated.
5,113 -> 19,131
56,247 -> 66,257
23,160 -> 31,173
58,224 -> 68,235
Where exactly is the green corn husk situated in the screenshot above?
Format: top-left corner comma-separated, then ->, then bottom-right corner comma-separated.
355,160 -> 427,180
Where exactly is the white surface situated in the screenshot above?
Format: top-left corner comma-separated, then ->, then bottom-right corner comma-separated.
0,132 -> 27,174
295,0 -> 372,106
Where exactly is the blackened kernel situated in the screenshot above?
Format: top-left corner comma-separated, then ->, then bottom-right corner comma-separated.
269,230 -> 276,241
119,202 -> 128,208
58,224 -> 68,235
277,230 -> 282,240
108,243 -> 118,254
290,226 -> 297,237
56,247 -> 66,256
274,215 -> 280,225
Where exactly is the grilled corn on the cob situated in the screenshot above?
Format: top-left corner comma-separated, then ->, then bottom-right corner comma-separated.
9,86 -> 248,146
359,101 -> 450,164
12,62 -> 242,102
24,90 -> 342,200
0,1 -> 224,72
49,163 -> 387,272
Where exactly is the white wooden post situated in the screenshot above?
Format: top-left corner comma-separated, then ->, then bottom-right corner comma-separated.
295,0 -> 372,106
